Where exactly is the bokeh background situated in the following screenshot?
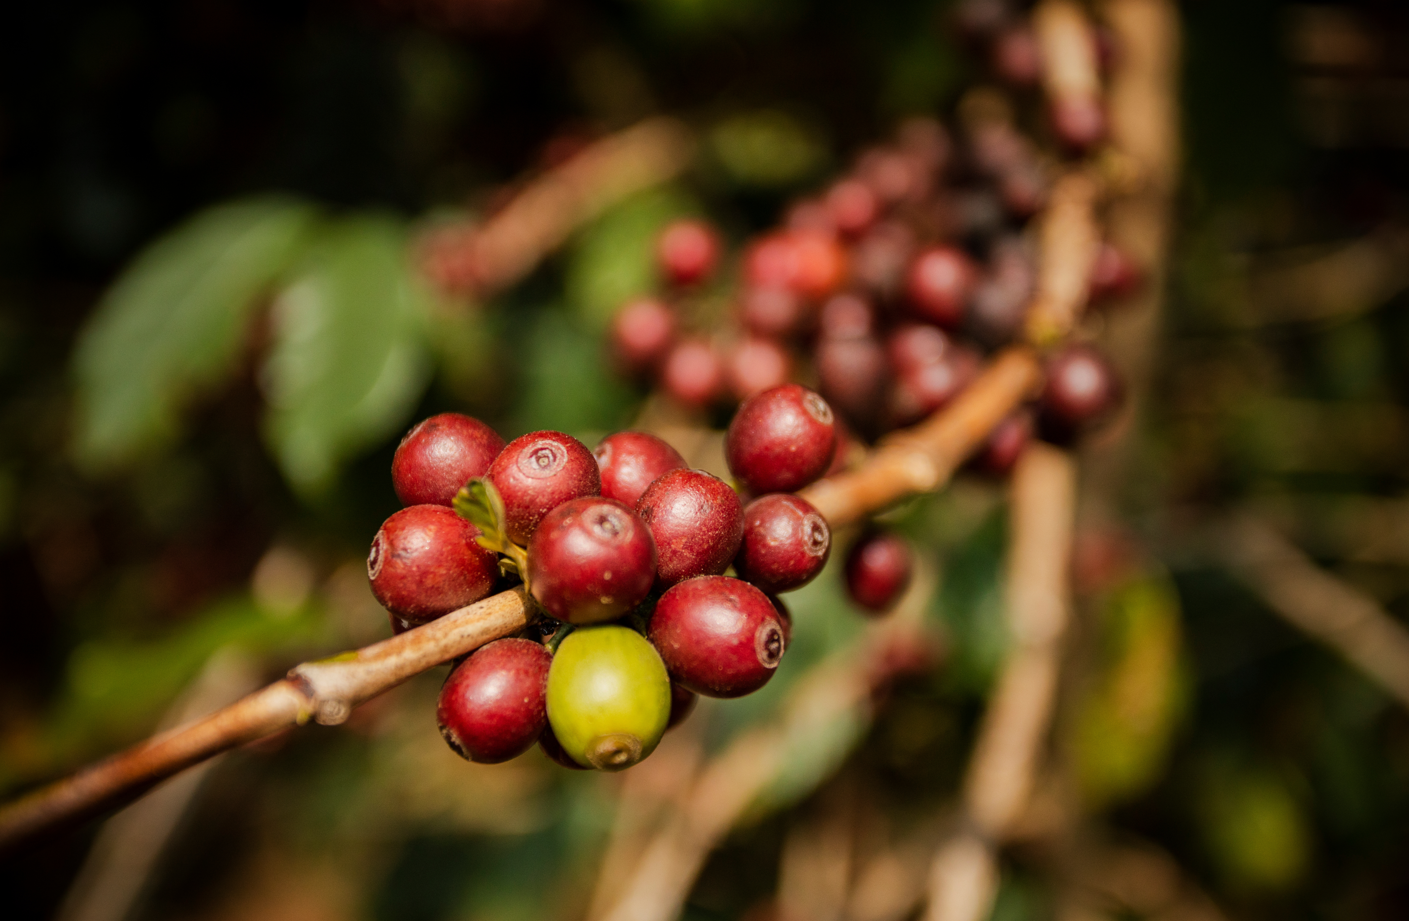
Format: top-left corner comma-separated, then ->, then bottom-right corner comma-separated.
3,1 -> 1409,919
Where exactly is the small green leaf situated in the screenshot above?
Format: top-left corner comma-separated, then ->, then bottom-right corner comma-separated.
261,214 -> 434,496
73,196 -> 318,469
454,477 -> 509,551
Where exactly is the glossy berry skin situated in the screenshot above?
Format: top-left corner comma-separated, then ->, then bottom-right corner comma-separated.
667,683 -> 698,729
845,531 -> 914,614
594,432 -> 687,507
906,245 -> 977,329
611,298 -> 677,373
636,468 -> 744,586
649,576 -> 787,698
726,384 -> 837,495
368,505 -> 498,624
1040,345 -> 1123,436
392,414 -> 505,508
546,626 -> 671,770
488,431 -> 601,546
657,219 -> 720,287
437,638 -> 551,763
734,494 -> 831,594
528,498 -> 657,624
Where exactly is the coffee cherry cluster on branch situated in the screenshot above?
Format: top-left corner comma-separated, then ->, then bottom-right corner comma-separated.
368,386 -> 840,772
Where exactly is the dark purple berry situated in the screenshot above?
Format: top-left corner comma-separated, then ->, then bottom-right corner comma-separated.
1040,345 -> 1123,438
667,683 -> 698,730
845,531 -> 913,614
437,638 -> 551,763
906,246 -> 976,329
649,576 -> 787,698
392,414 -> 506,508
636,468 -> 744,586
971,412 -> 1032,477
1087,242 -> 1142,305
735,494 -> 831,594
726,384 -> 837,495
487,431 -> 601,546
368,505 -> 499,624
528,497 -> 657,624
594,432 -> 687,508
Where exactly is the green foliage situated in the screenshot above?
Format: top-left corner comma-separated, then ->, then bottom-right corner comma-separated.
507,309 -> 634,438
1195,758 -> 1312,892
454,477 -> 528,581
262,214 -> 434,496
708,110 -> 829,188
72,197 -> 318,469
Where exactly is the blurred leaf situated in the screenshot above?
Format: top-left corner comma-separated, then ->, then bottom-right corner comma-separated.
708,110 -> 827,188
565,186 -> 699,328
72,196 -> 318,469
932,507 -> 1009,693
1070,572 -> 1188,810
262,214 -> 434,495
1196,759 -> 1312,892
882,33 -> 963,115
508,309 -> 634,437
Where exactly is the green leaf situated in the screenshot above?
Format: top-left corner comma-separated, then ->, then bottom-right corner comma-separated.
72,196 -> 318,469
261,214 -> 434,496
453,477 -> 508,550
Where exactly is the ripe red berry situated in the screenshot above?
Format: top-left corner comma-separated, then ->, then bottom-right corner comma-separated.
726,384 -> 837,494
817,292 -> 876,341
611,298 -> 677,373
888,343 -> 980,427
726,337 -> 793,401
851,221 -> 915,298
971,412 -> 1032,477
661,339 -> 725,409
1040,345 -> 1123,437
906,245 -> 977,329
1087,242 -> 1142,305
636,468 -> 744,586
740,287 -> 810,339
1050,96 -> 1107,151
528,497 -> 657,624
744,231 -> 847,299
844,531 -> 914,614
488,431 -> 601,546
667,683 -> 698,729
816,336 -> 889,433
649,576 -> 787,698
734,494 -> 831,594
368,505 -> 499,624
594,432 -> 687,508
437,638 -> 552,763
657,219 -> 721,287
825,179 -> 879,236
392,413 -> 506,508
992,25 -> 1042,87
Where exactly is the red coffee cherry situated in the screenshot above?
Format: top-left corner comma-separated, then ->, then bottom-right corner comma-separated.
661,339 -> 725,409
888,344 -> 980,427
818,292 -> 875,341
649,575 -> 787,698
734,494 -> 831,594
657,218 -> 721,287
368,505 -> 499,624
594,432 -> 687,508
726,384 -> 837,494
488,431 -> 601,546
1040,345 -> 1123,437
528,497 -> 657,624
1050,96 -> 1107,151
906,245 -> 977,329
667,683 -> 698,729
851,221 -> 915,298
740,287 -> 810,339
1087,242 -> 1142,305
825,179 -> 879,236
726,337 -> 793,401
392,413 -> 506,508
437,638 -> 551,763
971,412 -> 1031,477
992,25 -> 1042,87
844,531 -> 914,614
636,468 -> 744,586
744,231 -> 847,299
611,298 -> 677,373
817,335 -> 889,433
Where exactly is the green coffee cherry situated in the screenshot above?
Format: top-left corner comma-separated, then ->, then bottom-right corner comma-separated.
546,625 -> 671,771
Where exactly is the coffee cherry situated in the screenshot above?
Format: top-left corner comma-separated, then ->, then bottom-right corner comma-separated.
611,298 -> 677,373
437,638 -> 551,763
906,245 -> 977,329
992,25 -> 1042,87
816,336 -> 889,433
825,179 -> 879,237
650,576 -> 786,698
661,339 -> 725,409
818,293 -> 875,341
857,147 -> 931,206
734,494 -> 831,594
368,505 -> 498,624
1040,345 -> 1123,437
726,337 -> 793,401
726,384 -> 837,494
851,221 -> 915,298
488,431 -> 601,546
745,231 -> 847,299
636,468 -> 744,586
539,723 -> 589,770
770,593 -> 794,645
594,432 -> 687,507
392,414 -> 506,508
740,287 -> 810,339
1087,242 -> 1141,305
1050,97 -> 1107,152
546,625 -> 671,770
667,683 -> 698,729
971,412 -> 1031,477
844,531 -> 914,614
888,343 -> 980,426
528,498 -> 657,624
657,219 -> 721,287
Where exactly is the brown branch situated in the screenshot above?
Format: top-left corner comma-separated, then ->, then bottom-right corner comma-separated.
924,444 -> 1078,921
1024,171 -> 1102,346
1221,515 -> 1409,711
0,587 -> 531,851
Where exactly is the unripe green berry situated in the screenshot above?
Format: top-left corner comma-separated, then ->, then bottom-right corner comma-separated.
545,626 -> 671,771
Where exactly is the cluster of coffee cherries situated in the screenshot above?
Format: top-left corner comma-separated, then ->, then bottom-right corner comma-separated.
366,384 -> 843,772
